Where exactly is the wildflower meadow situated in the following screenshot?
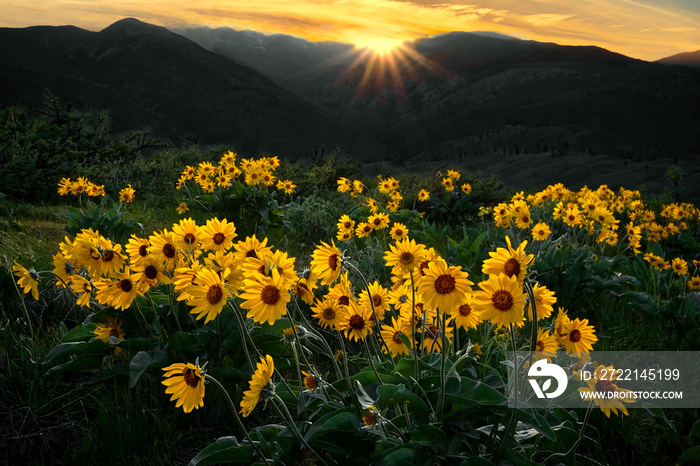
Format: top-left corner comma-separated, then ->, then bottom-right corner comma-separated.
2,141 -> 700,465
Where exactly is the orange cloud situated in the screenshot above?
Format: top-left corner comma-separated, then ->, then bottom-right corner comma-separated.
1,0 -> 698,60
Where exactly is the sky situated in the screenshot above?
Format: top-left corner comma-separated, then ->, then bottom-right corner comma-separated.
2,0 -> 699,61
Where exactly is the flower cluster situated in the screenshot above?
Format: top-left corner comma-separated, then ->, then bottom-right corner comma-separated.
57,176 -> 106,197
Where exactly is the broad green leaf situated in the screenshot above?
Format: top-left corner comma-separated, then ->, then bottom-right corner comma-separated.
304,409 -> 361,443
45,340 -> 109,363
60,323 -> 97,342
376,383 -> 430,413
188,436 -> 254,465
129,347 -> 167,388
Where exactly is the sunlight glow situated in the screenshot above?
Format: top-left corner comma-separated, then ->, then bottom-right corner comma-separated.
354,37 -> 405,56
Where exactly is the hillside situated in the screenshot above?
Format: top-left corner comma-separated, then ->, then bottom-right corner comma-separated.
0,18 -> 341,156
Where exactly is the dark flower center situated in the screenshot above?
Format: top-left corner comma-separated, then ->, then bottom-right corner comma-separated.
491,290 -> 514,312
569,329 -> 582,343
349,314 -> 365,330
392,331 -> 404,344
145,265 -> 158,280
328,254 -> 339,271
206,284 -> 224,304
322,307 -> 336,320
434,274 -> 456,294
163,243 -> 176,258
103,250 -> 115,262
503,258 -> 521,278
458,304 -> 471,317
184,233 -> 196,244
400,252 -> 414,265
372,295 -> 382,307
183,367 -> 201,388
595,379 -> 614,395
261,285 -> 280,305
119,279 -> 133,293
138,245 -> 148,257
213,232 -> 226,245
338,296 -> 350,306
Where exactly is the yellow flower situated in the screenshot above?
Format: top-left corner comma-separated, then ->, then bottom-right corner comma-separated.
186,268 -> 231,324
12,262 -> 39,300
472,273 -> 526,328
338,301 -> 373,342
118,184 -> 135,203
52,252 -> 73,288
311,297 -> 342,330
482,236 -> 533,284
419,317 -> 453,353
93,316 -> 126,354
162,362 -> 206,413
358,281 -> 391,322
355,222 -> 373,238
176,202 -> 189,214
461,183 -> 472,194
531,222 -> 551,241
200,218 -> 237,252
442,177 -> 454,192
380,317 -> 412,357
302,370 -> 318,390
368,212 -> 389,230
578,365 -> 636,417
418,189 -> 430,202
337,214 -> 356,233
526,283 -> 557,320
389,223 -> 409,242
94,270 -> 140,311
384,238 -> 426,275
560,317 -> 597,357
671,257 -> 688,276
687,276 -> 700,290
233,235 -> 273,264
418,259 -> 473,312
239,269 -> 291,325
310,241 -> 342,286
533,328 -> 558,361
447,169 -> 461,180
337,177 -> 352,193
69,275 -> 93,307
148,230 -> 179,270
240,355 -> 275,417
57,177 -> 72,195
451,294 -> 483,330
276,179 -> 296,194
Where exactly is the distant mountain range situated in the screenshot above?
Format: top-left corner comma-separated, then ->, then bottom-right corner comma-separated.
1,18 -> 699,197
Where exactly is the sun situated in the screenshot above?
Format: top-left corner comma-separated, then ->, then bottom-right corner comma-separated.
354,37 -> 405,56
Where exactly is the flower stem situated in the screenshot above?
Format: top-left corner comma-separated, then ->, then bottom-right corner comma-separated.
272,394 -> 329,466
204,374 -> 270,464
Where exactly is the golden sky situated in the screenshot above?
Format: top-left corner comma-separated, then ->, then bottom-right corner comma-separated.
2,0 -> 699,61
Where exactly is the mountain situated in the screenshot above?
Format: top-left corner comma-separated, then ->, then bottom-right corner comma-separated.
2,19 -> 699,199
176,26 -> 700,167
0,18 -> 341,156
656,50 -> 700,67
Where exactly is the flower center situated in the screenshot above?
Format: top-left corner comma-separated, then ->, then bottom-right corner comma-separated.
503,258 -> 521,278
569,329 -> 582,343
338,296 -> 350,306
102,250 -> 115,262
399,252 -> 414,265
491,290 -> 514,312
183,367 -> 201,388
163,243 -> 176,259
138,245 -> 148,257
344,221 -> 352,229
595,379 -> 614,395
394,229 -> 404,237
458,303 -> 471,317
434,274 -> 456,294
246,250 -> 259,259
536,340 -> 545,351
261,285 -> 280,305
372,294 -> 382,307
213,232 -> 226,245
349,314 -> 365,330
392,331 -> 404,344
119,279 -> 133,293
184,233 -> 196,244
144,265 -> 158,280
206,284 -> 224,304
322,307 -> 336,320
328,253 -> 339,271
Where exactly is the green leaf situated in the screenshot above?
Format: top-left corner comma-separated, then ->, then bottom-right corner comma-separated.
60,323 -> 97,342
44,340 -> 109,363
375,383 -> 431,413
304,409 -> 361,443
46,354 -> 106,374
677,446 -> 700,466
188,436 -> 253,465
129,347 -> 167,388
690,419 -> 700,438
